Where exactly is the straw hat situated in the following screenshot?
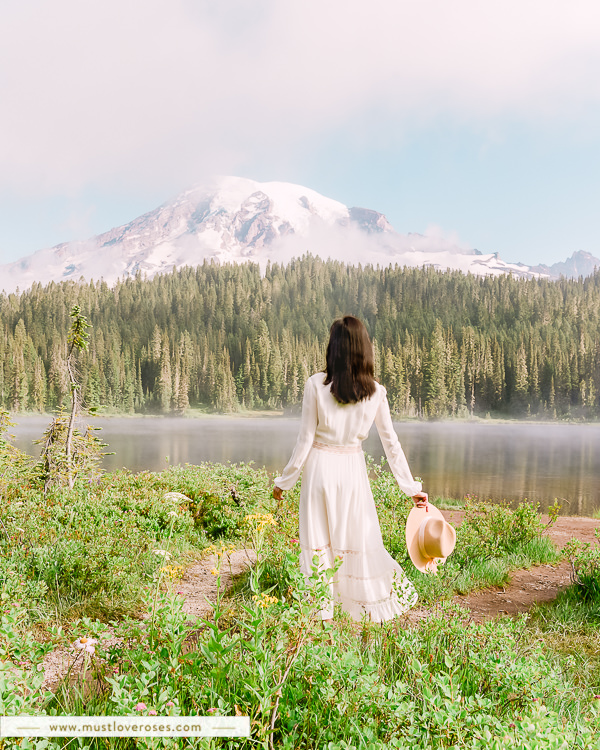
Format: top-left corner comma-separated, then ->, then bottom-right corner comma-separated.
405,502 -> 456,573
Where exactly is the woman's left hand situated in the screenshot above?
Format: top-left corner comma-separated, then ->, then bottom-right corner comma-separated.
272,486 -> 284,501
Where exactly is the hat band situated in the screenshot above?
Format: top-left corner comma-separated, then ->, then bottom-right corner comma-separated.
417,519 -> 433,561
417,517 -> 448,561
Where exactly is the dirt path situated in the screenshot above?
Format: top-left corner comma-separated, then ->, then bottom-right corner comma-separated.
175,548 -> 257,622
437,511 -> 600,621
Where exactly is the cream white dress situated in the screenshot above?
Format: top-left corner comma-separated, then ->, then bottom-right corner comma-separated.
274,372 -> 420,622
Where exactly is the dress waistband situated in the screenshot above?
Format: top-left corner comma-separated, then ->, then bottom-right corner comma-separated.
312,440 -> 363,454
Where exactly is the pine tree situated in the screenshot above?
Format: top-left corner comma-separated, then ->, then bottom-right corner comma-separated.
158,333 -> 173,413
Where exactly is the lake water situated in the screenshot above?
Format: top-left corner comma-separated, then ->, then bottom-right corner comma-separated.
7,416 -> 600,516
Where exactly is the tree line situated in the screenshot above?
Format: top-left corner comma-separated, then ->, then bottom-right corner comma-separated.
1,256 -> 599,418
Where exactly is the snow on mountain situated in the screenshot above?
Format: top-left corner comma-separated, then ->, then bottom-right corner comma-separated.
1,177 -> 350,293
1,176 -> 597,294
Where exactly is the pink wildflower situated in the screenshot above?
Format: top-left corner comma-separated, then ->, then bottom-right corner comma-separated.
134,703 -> 147,711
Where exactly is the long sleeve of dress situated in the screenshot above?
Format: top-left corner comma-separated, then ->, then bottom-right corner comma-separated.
374,387 -> 422,497
274,376 -> 318,490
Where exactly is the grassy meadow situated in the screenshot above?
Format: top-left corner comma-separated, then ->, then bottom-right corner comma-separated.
2,415 -> 600,749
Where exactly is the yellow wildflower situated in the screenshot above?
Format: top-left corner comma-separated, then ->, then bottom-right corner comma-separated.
203,541 -> 237,560
161,565 -> 184,581
252,592 -> 279,609
244,513 -> 277,532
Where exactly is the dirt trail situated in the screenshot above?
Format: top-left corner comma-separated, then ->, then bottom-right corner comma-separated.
175,548 -> 257,622
438,511 -> 600,622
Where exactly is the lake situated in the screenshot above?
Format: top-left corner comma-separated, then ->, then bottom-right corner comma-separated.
7,416 -> 600,516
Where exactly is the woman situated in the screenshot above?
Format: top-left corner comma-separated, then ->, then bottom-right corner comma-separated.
273,316 -> 427,623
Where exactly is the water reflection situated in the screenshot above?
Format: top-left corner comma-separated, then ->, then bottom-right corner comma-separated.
8,416 -> 600,516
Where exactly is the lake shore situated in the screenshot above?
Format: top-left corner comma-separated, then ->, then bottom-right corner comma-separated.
7,408 -> 600,425
7,414 -> 600,516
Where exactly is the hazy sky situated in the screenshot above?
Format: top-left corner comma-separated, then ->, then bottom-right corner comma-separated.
1,0 -> 600,267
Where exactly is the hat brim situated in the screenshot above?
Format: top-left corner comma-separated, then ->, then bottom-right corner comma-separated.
405,502 -> 454,574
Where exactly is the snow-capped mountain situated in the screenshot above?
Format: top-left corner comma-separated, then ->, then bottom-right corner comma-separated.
1,176 -> 598,294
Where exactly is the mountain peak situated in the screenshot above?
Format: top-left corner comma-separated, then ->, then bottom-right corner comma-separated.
347,207 -> 394,233
530,250 -> 600,279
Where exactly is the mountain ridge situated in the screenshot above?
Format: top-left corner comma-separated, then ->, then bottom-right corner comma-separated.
1,176 -> 598,294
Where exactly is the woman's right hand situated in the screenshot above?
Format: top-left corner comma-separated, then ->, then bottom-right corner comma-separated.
272,486 -> 284,501
412,492 -> 428,508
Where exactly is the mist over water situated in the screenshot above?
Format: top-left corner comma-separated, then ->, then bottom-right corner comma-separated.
9,416 -> 600,517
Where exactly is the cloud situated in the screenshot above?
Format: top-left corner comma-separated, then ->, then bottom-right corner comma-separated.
2,0 -> 600,196
258,216 -> 474,275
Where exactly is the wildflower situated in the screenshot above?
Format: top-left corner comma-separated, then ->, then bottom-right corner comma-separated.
291,539 -> 299,545
207,708 -> 217,714
243,513 -> 277,532
152,549 -> 172,558
509,723 -> 516,729
210,568 -> 219,576
148,710 -> 157,716
252,593 -> 279,609
73,636 -> 98,655
134,703 -> 147,711
166,701 -> 175,708
162,564 -> 183,580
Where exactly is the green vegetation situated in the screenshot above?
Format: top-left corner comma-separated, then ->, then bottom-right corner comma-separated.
1,258 -> 599,418
527,537 -> 600,723
0,434 -> 268,622
2,420 -> 600,748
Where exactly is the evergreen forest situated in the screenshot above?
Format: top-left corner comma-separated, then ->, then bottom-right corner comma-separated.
1,256 -> 599,418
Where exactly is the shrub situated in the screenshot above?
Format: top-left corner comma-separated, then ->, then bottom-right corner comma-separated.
452,497 -> 559,567
565,532 -> 600,604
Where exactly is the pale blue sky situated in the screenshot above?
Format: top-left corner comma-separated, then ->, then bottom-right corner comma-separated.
1,0 -> 600,268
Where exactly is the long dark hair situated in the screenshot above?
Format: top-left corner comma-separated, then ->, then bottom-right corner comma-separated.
324,316 -> 377,404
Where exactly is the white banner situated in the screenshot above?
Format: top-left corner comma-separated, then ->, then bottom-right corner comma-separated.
0,716 -> 250,738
